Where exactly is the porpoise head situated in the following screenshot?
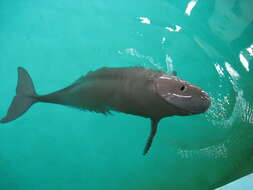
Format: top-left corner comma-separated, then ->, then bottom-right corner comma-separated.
154,75 -> 210,116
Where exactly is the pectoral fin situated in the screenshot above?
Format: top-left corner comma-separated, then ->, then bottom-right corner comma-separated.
143,119 -> 160,155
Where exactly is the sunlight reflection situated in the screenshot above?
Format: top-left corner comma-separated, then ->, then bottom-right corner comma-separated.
225,62 -> 239,79
165,25 -> 182,32
246,44 -> 253,56
161,37 -> 166,44
239,53 -> 249,72
185,0 -> 198,16
214,63 -> 225,77
138,17 -> 151,24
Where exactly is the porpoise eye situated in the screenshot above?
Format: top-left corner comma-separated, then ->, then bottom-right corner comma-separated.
180,85 -> 187,92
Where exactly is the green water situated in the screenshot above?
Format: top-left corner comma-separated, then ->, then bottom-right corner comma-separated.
0,1 -> 253,190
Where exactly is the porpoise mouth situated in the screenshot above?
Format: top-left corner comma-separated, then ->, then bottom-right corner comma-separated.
161,92 -> 211,115
187,95 -> 210,114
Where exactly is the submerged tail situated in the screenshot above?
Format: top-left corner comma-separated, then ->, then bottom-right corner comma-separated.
0,67 -> 38,123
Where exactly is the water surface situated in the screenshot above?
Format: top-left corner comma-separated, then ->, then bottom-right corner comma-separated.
0,0 -> 253,189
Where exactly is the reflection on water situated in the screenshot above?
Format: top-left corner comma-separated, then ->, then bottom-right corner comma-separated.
165,25 -> 182,32
239,52 -> 249,71
185,0 -> 198,16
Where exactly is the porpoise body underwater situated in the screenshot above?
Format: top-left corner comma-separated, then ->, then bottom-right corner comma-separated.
0,67 -> 210,154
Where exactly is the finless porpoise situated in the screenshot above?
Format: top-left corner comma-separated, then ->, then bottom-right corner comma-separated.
0,67 -> 210,155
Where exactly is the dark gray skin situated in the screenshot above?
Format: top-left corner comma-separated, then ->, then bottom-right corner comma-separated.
0,67 -> 210,155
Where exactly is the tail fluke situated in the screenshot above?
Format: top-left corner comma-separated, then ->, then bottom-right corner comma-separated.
0,67 -> 38,123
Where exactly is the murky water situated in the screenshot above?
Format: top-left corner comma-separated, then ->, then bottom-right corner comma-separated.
0,1 -> 252,190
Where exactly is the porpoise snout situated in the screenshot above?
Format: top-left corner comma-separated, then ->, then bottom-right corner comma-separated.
196,91 -> 211,114
177,90 -> 211,115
